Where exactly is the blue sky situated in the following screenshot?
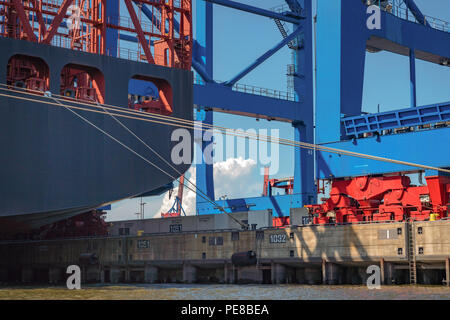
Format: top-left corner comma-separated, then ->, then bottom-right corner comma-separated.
107,0 -> 450,221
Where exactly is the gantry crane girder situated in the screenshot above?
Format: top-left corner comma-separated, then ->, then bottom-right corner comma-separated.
194,0 -> 315,217
315,0 -> 450,178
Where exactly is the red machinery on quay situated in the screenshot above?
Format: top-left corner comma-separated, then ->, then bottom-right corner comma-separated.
305,174 -> 450,225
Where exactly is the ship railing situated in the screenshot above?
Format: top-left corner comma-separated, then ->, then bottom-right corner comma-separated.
39,0 -> 185,9
193,75 -> 296,102
107,15 -> 162,36
117,47 -> 142,62
172,0 -> 184,8
115,47 -> 187,69
41,0 -> 66,13
51,34 -> 76,50
270,4 -> 291,15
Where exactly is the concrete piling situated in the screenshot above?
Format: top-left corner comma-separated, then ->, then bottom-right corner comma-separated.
100,269 -> 105,283
21,267 -> 33,283
0,268 -> 7,283
380,259 -> 385,285
323,262 -> 340,285
48,267 -> 62,284
144,265 -> 158,283
85,266 -> 100,283
295,268 -> 305,284
110,267 -> 121,284
271,263 -> 286,284
446,258 -> 450,286
4,262 -> 450,285
385,262 -> 395,285
238,266 -> 262,283
124,268 -> 130,283
182,264 -> 197,283
224,263 -> 235,284
305,267 -> 322,285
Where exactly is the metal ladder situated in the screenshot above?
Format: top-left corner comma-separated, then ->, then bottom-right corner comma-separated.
273,19 -> 297,50
407,220 -> 417,284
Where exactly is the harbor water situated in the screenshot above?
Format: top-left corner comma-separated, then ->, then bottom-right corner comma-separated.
1,284 -> 450,300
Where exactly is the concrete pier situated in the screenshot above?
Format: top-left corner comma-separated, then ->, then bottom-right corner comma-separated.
124,269 -> 130,283
100,269 -> 105,283
21,267 -> 33,283
238,266 -> 262,283
49,267 -> 62,284
110,267 -> 121,284
384,262 -> 395,285
0,268 -> 7,284
446,258 -> 450,286
224,263 -> 235,284
182,264 -> 197,283
271,263 -> 286,284
144,265 -> 158,283
85,266 -> 100,283
323,261 -> 340,285
1,220 -> 450,286
421,269 -> 441,285
304,268 -> 322,284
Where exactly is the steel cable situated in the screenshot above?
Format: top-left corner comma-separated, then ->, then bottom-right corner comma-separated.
0,85 -> 449,174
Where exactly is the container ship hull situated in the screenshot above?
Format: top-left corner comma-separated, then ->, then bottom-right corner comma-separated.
0,37 -> 193,236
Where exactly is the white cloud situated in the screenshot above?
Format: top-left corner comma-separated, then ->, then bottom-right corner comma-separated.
213,157 -> 258,199
106,157 -> 259,221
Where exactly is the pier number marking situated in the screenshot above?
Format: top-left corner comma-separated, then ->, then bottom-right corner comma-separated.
137,240 -> 150,249
170,224 -> 182,233
269,234 -> 286,243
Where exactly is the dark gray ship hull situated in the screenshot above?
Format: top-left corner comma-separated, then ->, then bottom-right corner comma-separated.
0,37 -> 193,235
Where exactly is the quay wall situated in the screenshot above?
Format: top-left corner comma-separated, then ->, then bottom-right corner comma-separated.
0,220 -> 449,285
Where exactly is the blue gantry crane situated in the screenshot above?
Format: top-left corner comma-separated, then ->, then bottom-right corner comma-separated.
89,0 -> 449,223
193,0 -> 315,218
192,0 -> 450,223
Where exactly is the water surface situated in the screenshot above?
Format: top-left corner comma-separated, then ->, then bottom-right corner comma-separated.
1,284 -> 450,300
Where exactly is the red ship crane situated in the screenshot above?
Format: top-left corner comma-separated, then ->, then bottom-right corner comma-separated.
0,0 -> 193,238
161,174 -> 186,218
1,0 -> 192,104
0,0 -> 192,65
